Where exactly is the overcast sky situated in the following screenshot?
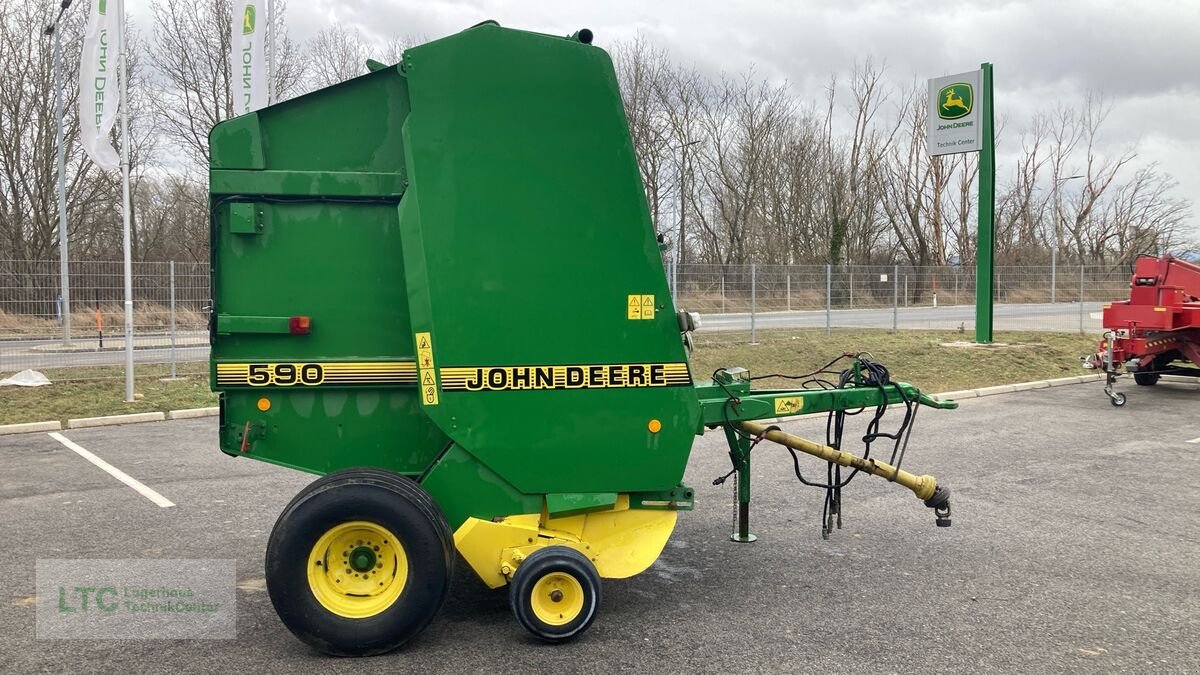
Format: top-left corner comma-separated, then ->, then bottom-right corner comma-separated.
132,0 -> 1200,239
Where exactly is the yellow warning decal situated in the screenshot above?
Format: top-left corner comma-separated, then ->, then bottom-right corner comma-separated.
215,361 -> 416,387
415,331 -> 439,406
774,396 -> 804,415
439,363 -> 691,392
628,294 -> 656,320
641,295 -> 655,320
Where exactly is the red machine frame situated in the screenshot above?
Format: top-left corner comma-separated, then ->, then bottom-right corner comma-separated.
1086,255 -> 1200,405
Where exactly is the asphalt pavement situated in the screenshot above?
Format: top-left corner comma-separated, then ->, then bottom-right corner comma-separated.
1,380 -> 1198,673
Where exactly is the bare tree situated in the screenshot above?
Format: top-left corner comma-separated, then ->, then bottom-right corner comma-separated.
306,24 -> 371,89
691,71 -> 794,265
821,60 -> 898,266
148,0 -> 304,166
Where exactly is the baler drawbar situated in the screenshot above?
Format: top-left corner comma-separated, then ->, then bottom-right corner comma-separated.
207,22 -> 957,655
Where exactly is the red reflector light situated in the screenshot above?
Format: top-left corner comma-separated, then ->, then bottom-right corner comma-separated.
289,315 -> 311,335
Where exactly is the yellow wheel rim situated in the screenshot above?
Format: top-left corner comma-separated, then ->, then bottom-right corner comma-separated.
529,572 -> 585,626
306,520 -> 408,619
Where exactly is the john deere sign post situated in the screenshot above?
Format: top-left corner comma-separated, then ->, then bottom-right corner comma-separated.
928,64 -> 995,343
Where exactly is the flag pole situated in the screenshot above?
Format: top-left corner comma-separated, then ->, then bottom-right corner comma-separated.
267,0 -> 276,103
118,0 -> 134,402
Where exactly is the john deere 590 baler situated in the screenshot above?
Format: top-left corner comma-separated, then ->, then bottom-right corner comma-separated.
209,22 -> 956,655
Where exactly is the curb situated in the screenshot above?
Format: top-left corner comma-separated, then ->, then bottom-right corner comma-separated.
67,412 -> 166,429
167,407 -> 220,420
0,420 -> 63,435
930,374 -> 1103,402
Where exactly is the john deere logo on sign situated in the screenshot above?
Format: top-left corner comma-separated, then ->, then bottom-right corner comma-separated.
938,83 -> 973,120
242,5 -> 256,35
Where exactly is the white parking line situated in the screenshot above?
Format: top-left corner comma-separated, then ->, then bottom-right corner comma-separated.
48,432 -> 175,508
1187,436 -> 1200,444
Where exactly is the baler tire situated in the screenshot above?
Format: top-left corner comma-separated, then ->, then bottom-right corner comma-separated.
508,546 -> 601,643
266,468 -> 453,656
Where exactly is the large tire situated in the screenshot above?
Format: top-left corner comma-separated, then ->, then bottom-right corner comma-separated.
266,468 -> 453,656
508,546 -> 601,643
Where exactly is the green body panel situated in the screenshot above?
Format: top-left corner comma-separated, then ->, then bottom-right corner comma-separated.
545,493 -> 618,518
419,444 -> 542,530
396,25 -> 700,494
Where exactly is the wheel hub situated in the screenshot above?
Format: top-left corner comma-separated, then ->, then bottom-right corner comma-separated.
349,546 -> 376,573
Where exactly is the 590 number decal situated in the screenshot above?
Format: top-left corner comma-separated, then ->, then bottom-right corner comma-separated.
247,363 -> 324,386
215,361 -> 418,388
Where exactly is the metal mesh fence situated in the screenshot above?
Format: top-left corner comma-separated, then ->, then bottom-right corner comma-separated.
1,259 -> 1137,375
0,260 -> 210,374
667,261 -> 1134,344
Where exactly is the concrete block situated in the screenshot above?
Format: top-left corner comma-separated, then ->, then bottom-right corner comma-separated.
973,384 -> 1017,397
0,420 -> 62,435
167,407 -> 220,420
67,412 -> 166,429
933,390 -> 978,401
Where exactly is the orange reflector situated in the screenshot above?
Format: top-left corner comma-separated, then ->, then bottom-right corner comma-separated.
648,419 -> 662,433
257,398 -> 271,411
289,315 -> 311,334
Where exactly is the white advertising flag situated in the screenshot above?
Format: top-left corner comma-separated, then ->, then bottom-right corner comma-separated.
231,0 -> 268,115
78,0 -> 119,171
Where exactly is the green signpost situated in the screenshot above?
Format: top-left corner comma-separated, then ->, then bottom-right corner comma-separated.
928,64 -> 995,343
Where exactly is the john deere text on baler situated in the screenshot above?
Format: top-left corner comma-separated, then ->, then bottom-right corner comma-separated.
208,23 -> 956,656
1084,255 -> 1200,405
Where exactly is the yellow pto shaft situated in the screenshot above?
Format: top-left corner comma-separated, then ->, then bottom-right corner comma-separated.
738,420 -> 952,526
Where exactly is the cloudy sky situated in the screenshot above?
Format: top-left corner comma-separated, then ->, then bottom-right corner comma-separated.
136,0 -> 1200,239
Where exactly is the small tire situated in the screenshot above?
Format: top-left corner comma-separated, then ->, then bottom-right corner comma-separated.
266,468 -> 453,656
1111,392 -> 1127,407
508,546 -> 601,643
1133,371 -> 1160,386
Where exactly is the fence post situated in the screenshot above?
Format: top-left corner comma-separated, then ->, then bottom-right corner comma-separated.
892,265 -> 899,333
825,264 -> 831,336
169,261 -> 177,379
849,270 -> 854,308
1050,248 -> 1057,304
954,275 -> 959,305
904,275 -> 909,307
786,272 -> 791,312
750,263 -> 757,344
95,287 -> 103,349
1079,264 -> 1085,334
720,274 -> 725,313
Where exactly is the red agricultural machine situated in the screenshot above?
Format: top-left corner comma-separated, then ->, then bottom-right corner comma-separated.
1084,255 -> 1200,405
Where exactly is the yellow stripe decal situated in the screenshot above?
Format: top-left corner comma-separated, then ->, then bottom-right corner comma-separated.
439,363 -> 692,391
215,361 -> 693,391
215,361 -> 416,387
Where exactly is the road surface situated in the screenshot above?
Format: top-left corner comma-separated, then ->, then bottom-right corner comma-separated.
1,303 -> 1106,371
